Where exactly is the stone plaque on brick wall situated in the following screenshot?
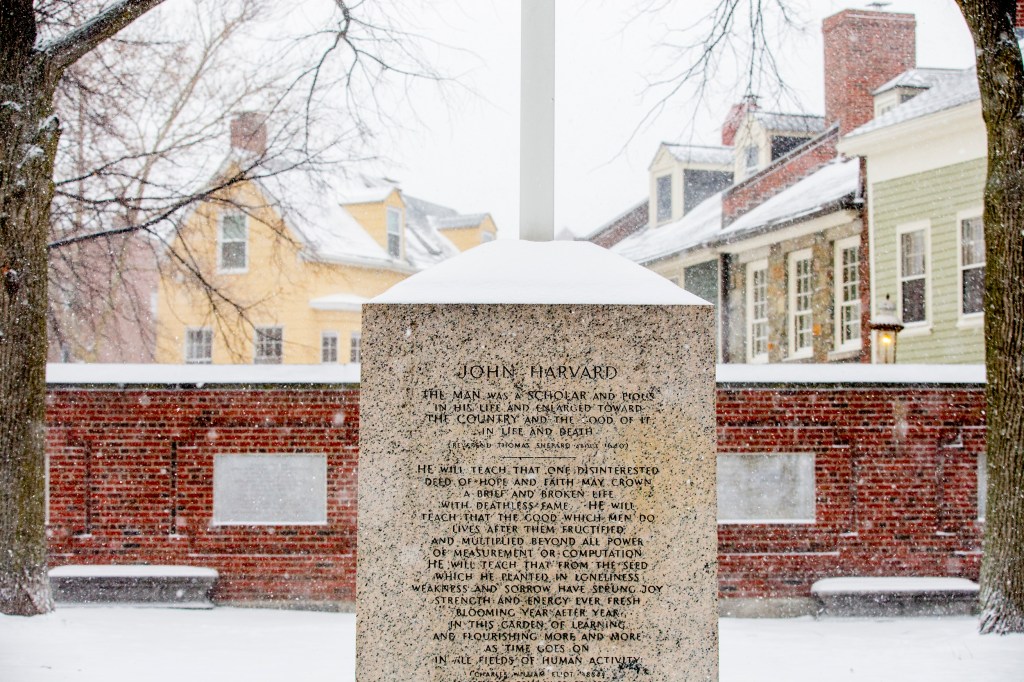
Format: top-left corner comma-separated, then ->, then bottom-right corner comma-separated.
358,242 -> 717,681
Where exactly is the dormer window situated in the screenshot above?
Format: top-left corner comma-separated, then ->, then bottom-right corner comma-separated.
386,207 -> 401,257
655,175 -> 672,222
744,145 -> 759,176
219,213 -> 248,272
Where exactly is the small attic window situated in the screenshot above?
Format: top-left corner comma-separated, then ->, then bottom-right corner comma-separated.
655,175 -> 672,223
386,207 -> 402,257
219,213 -> 248,272
744,145 -> 759,174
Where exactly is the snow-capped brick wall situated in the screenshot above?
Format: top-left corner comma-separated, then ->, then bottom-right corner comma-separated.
716,384 -> 983,600
46,386 -> 360,606
44,371 -> 984,607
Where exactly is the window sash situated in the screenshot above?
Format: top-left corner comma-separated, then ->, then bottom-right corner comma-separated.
961,217 -> 985,316
185,328 -> 213,364
350,332 -> 362,363
836,241 -> 860,348
747,263 -> 768,361
321,333 -> 339,363
387,208 -> 401,257
254,326 -> 283,364
789,254 -> 812,355
220,214 -> 247,270
655,175 -> 672,222
899,229 -> 927,323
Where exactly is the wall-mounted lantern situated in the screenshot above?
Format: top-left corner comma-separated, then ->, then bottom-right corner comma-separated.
871,294 -> 904,364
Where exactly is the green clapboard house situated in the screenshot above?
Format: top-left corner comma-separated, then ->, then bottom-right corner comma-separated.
840,65 -> 989,364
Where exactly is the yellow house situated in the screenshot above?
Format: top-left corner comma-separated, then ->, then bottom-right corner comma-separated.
156,129 -> 495,365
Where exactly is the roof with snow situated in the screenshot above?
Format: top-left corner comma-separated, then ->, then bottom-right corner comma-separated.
309,292 -> 367,311
722,158 -> 859,236
611,192 -> 723,264
754,111 -> 826,134
664,143 -> 733,166
232,167 -> 462,271
872,67 -> 962,95
251,168 -> 403,268
848,67 -> 980,138
580,198 -> 648,242
611,158 -> 859,265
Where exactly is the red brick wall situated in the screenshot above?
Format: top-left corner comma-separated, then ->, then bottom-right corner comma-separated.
46,387 -> 360,606
717,384 -> 983,599
721,129 -> 839,226
45,381 -> 984,606
822,10 -> 916,135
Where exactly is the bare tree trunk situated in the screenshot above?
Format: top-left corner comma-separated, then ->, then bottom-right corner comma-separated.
957,0 -> 1024,634
0,0 -> 165,617
0,1 -> 60,617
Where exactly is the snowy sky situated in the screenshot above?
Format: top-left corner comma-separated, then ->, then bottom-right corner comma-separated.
366,0 -> 976,239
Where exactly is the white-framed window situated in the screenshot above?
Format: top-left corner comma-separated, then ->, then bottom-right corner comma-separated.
746,259 -> 769,363
897,223 -> 929,325
834,236 -> 861,352
254,326 -> 283,364
386,207 -> 402,257
185,327 -> 213,364
959,214 -> 985,319
744,145 -> 759,175
717,453 -> 815,524
481,230 -> 495,243
655,174 -> 672,222
218,213 -> 248,272
787,249 -> 813,358
213,453 -> 327,525
350,331 -> 362,363
321,331 -> 339,363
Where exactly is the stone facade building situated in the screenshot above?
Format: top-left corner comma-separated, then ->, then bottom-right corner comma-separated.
599,9 -> 925,365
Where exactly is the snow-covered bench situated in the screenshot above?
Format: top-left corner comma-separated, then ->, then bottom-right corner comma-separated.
812,577 -> 979,617
49,565 -> 218,608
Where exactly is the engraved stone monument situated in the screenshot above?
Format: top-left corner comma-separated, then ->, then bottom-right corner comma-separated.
358,240 -> 717,681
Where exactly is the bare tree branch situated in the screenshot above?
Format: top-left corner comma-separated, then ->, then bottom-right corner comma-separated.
41,0 -> 166,72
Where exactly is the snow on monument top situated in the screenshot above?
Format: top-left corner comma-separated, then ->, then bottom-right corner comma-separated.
372,240 -> 709,305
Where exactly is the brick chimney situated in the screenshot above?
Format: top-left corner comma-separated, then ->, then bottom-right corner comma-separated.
229,112 -> 267,156
721,94 -> 758,146
822,10 -> 916,135
1018,0 -> 1024,30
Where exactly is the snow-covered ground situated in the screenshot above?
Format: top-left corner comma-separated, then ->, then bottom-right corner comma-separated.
1,607 -> 1022,681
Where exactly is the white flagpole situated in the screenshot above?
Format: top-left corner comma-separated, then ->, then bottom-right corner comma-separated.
520,0 -> 555,242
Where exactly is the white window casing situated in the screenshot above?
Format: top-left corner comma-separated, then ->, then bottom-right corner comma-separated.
896,221 -> 930,330
350,332 -> 362,364
655,174 -> 672,223
386,207 -> 402,258
746,259 -> 769,363
218,213 -> 248,273
254,326 -> 283,364
958,209 -> 985,324
185,327 -> 213,364
787,249 -> 813,359
834,236 -> 862,353
321,331 -> 339,364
